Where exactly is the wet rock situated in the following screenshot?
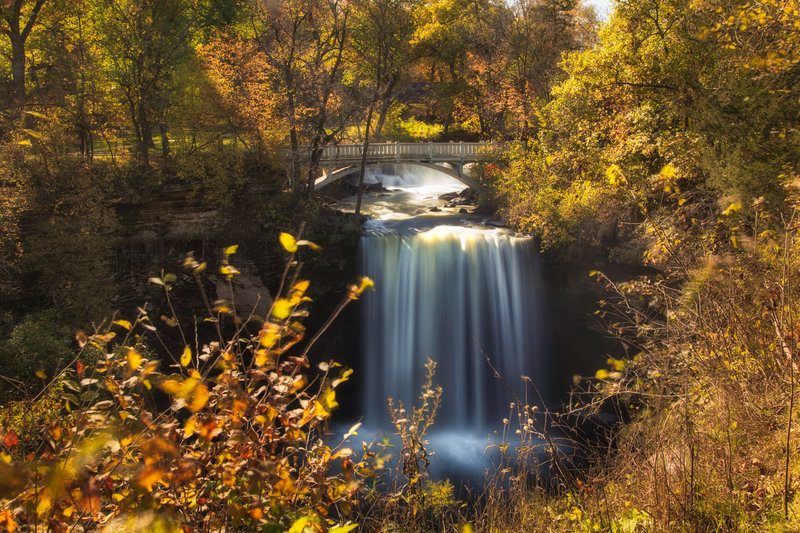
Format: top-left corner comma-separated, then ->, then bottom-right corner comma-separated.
213,272 -> 273,320
458,188 -> 479,204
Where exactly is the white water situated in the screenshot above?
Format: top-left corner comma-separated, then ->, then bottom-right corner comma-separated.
361,224 -> 548,431
331,164 -> 551,479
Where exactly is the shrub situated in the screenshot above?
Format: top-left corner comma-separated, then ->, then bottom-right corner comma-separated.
0,237 -> 372,532
0,309 -> 72,400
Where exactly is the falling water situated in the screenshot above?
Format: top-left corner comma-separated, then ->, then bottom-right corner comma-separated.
361,222 -> 548,432
327,164 -> 551,476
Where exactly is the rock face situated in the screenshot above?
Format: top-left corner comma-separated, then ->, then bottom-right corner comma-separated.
110,186 -> 274,319
114,185 -> 222,244
212,272 -> 273,320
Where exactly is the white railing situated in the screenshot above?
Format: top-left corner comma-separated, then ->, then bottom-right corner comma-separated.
284,142 -> 492,163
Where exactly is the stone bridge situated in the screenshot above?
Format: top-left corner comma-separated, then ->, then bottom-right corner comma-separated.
296,142 -> 493,191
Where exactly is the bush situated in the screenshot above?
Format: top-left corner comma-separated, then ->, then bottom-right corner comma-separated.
0,309 -> 72,400
0,238 -> 373,532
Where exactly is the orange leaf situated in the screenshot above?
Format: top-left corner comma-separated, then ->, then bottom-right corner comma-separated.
3,431 -> 18,449
137,467 -> 166,491
75,330 -> 88,347
0,510 -> 17,532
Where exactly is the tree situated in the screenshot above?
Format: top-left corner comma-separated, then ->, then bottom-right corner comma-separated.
0,0 -> 47,106
348,0 -> 415,214
250,0 -> 350,197
96,0 -> 195,167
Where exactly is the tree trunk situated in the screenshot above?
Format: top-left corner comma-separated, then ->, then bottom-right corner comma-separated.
356,102 -> 375,215
137,98 -> 151,166
3,0 -> 48,106
306,138 -> 324,200
289,126 -> 300,192
159,121 -> 170,167
10,36 -> 26,103
158,120 -> 172,161
355,105 -> 375,216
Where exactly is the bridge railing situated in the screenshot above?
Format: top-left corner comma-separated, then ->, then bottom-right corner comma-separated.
283,142 -> 493,162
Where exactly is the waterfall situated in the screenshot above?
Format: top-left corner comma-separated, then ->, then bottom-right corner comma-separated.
361,222 -> 549,433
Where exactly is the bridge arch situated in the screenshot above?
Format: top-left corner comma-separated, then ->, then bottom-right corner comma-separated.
314,161 -> 483,191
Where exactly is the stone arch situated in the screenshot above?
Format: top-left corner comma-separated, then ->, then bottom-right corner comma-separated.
314,162 -> 483,192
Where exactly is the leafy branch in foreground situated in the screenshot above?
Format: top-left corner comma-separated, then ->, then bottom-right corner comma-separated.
0,235 -> 373,533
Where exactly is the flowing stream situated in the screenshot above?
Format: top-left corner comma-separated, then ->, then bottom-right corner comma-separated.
333,165 -> 552,479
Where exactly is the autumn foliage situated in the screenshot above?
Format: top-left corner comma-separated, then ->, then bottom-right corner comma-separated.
0,238 -> 374,532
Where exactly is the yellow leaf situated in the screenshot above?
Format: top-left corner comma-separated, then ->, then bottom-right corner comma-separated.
606,164 -> 627,186
113,319 -> 132,330
35,370 -> 46,379
332,368 -> 353,388
349,276 -> 375,300
184,416 -> 197,437
260,323 -> 280,349
322,389 -> 338,410
220,265 -> 239,279
189,384 -> 209,412
159,379 -> 183,396
127,349 -> 142,371
254,349 -> 270,367
293,280 -> 310,295
595,369 -> 610,379
137,468 -> 165,491
606,358 -> 625,371
271,298 -> 293,320
288,516 -> 310,533
280,233 -> 298,253
224,244 -> 238,256
36,491 -> 52,516
181,346 -> 192,367
17,139 -> 31,147
722,202 -> 742,216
